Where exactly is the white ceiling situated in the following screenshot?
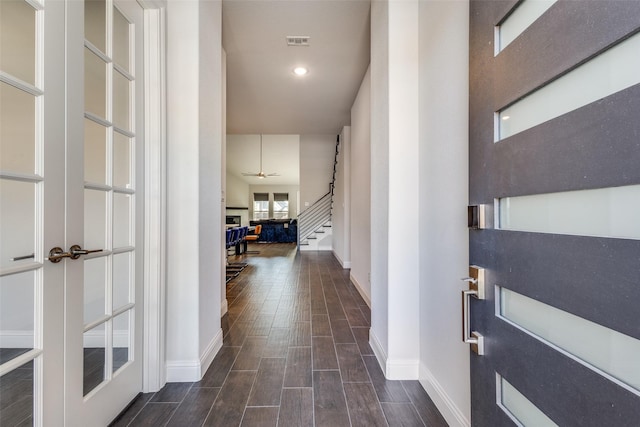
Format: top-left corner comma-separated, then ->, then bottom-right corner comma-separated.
222,0 -> 371,135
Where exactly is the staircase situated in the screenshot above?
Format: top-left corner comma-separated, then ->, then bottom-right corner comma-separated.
298,136 -> 340,251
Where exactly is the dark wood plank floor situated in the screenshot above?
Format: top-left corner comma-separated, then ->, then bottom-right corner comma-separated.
111,243 -> 448,427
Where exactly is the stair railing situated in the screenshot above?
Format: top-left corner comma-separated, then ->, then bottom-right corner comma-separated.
298,191 -> 332,245
297,135 -> 341,247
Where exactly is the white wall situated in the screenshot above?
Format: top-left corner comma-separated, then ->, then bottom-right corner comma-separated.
198,0 -> 223,363
299,134 -> 337,208
349,69 -> 371,304
418,1 -> 471,426
369,0 -> 420,380
369,0 -> 390,372
226,173 -> 249,207
165,0 -> 223,382
331,126 -> 351,269
225,172 -> 250,226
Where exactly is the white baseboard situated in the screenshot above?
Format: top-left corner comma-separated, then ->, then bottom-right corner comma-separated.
369,329 -> 388,376
200,328 -> 223,377
369,329 -> 419,380
300,246 -> 332,252
386,358 -> 419,380
221,298 -> 228,317
0,331 -> 32,348
331,250 -> 351,269
420,363 -> 470,427
166,328 -> 223,382
165,359 -> 201,382
349,273 -> 371,308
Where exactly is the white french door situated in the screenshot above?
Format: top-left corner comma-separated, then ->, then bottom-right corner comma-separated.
0,0 -> 144,425
66,0 -> 144,424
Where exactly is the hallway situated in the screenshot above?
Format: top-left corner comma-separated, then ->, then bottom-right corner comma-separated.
112,244 -> 447,426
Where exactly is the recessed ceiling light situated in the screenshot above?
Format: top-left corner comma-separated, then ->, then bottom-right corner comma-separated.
293,67 -> 308,76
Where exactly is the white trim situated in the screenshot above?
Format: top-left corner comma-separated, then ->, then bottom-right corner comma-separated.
386,358 -> 419,380
142,4 -> 167,393
165,329 -> 223,382
200,328 -> 223,377
0,349 -> 42,377
0,71 -> 44,96
370,329 -> 419,380
332,250 -> 351,269
420,362 -> 471,427
369,329 -> 388,375
165,360 -> 202,383
221,298 -> 228,316
349,273 -> 370,308
0,261 -> 43,277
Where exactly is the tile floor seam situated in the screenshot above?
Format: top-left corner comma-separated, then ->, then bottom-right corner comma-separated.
398,381 -> 428,427
123,393 -> 153,426
162,404 -> 180,427
329,308 -> 354,427
237,370 -> 260,427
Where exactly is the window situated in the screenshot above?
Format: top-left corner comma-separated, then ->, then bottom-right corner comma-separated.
253,193 -> 269,220
273,193 -> 289,219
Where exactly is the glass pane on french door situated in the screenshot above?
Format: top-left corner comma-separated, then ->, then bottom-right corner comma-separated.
0,0 -> 44,424
82,0 -> 136,397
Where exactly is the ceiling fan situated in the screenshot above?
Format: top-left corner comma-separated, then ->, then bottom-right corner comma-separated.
242,134 -> 280,179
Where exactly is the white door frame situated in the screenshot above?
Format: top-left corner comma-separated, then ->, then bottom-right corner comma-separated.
139,0 -> 167,393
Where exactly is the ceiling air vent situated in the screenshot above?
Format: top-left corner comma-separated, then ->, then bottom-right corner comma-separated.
286,36 -> 310,46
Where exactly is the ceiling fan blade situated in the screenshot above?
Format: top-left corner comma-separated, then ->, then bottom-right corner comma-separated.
241,172 -> 259,176
267,173 -> 280,176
